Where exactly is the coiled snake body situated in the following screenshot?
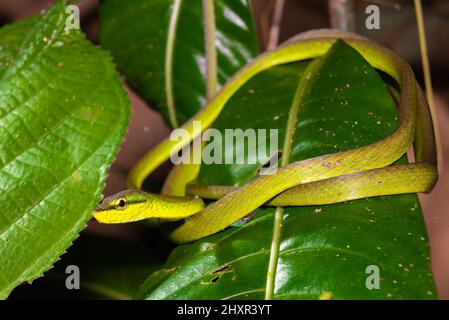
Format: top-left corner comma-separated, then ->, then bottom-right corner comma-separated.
93,30 -> 438,244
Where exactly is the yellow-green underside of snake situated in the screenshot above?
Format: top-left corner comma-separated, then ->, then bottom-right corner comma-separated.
93,29 -> 438,244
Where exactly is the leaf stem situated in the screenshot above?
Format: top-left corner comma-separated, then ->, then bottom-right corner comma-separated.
264,61 -> 320,299
165,0 -> 183,128
265,206 -> 284,299
202,0 -> 218,100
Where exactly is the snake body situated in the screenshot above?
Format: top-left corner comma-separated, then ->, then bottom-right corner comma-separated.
93,30 -> 438,244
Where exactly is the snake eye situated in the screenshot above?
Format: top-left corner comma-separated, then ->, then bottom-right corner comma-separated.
115,198 -> 127,210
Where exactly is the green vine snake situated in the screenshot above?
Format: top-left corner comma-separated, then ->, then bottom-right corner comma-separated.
93,29 -> 438,244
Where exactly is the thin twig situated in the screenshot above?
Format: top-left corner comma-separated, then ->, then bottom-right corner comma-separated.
267,0 -> 285,51
165,0 -> 183,128
328,0 -> 355,31
413,0 -> 442,169
203,0 -> 218,99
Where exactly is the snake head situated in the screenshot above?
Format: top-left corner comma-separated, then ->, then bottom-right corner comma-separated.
93,189 -> 148,223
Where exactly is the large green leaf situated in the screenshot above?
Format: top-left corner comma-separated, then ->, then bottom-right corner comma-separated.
0,3 -> 130,298
100,0 -> 258,127
135,41 -> 435,299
